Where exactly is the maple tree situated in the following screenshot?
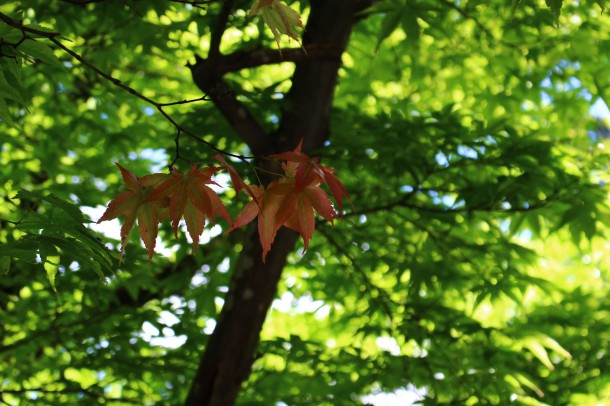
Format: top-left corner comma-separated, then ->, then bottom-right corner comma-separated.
2,1 -> 610,405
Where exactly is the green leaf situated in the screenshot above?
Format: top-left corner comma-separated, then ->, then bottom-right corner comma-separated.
545,0 -> 563,26
539,335 -> 572,360
249,0 -> 303,48
523,338 -> 554,369
521,334 -> 571,370
10,191 -> 116,276
512,0 -> 522,13
376,10 -> 403,51
0,238 -> 39,263
14,190 -> 88,225
1,58 -> 24,88
0,24 -> 23,42
0,96 -> 16,127
43,256 -> 59,292
401,10 -> 420,46
18,39 -> 63,68
513,373 -> 545,398
38,234 -> 107,278
0,256 -> 10,274
0,69 -> 26,105
595,0 -> 605,12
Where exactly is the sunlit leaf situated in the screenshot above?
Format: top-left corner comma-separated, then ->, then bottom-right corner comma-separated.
249,0 -> 303,49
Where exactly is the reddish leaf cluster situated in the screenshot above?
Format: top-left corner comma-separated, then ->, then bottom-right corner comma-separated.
98,143 -> 352,262
230,142 -> 352,261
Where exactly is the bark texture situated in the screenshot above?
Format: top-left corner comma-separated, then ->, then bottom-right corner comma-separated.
185,1 -> 371,404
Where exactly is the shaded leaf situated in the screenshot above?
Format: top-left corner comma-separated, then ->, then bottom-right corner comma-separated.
0,96 -> 16,127
376,10 -> 403,51
18,39 -> 63,68
545,0 -> 563,26
596,0 -> 605,12
0,69 -> 26,105
512,0 -> 522,12
0,256 -> 11,274
401,10 -> 420,46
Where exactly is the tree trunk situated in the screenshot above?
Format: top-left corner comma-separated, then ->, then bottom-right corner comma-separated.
185,1 -> 371,404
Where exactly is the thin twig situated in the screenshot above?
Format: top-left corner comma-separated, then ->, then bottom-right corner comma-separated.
169,129 -> 182,170
0,12 -> 253,163
158,95 -> 212,107
342,190 -> 555,219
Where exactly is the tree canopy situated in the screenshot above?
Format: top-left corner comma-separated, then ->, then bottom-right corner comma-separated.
2,0 -> 610,404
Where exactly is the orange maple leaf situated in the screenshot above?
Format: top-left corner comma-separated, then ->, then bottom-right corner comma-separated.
145,164 -> 231,251
97,164 -> 169,260
230,160 -> 341,262
230,183 -> 284,262
271,140 -> 354,213
213,154 -> 249,197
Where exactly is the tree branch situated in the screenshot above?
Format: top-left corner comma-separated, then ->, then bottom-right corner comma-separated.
208,0 -> 233,60
213,45 -> 343,74
187,0 -> 272,155
197,78 -> 271,155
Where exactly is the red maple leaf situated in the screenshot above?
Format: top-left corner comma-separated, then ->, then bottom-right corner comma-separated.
271,140 -> 353,213
145,164 -> 231,251
97,164 -> 169,260
277,176 -> 337,249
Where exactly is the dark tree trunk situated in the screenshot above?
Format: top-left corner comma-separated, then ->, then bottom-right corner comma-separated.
184,226 -> 298,406
185,1 -> 371,404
